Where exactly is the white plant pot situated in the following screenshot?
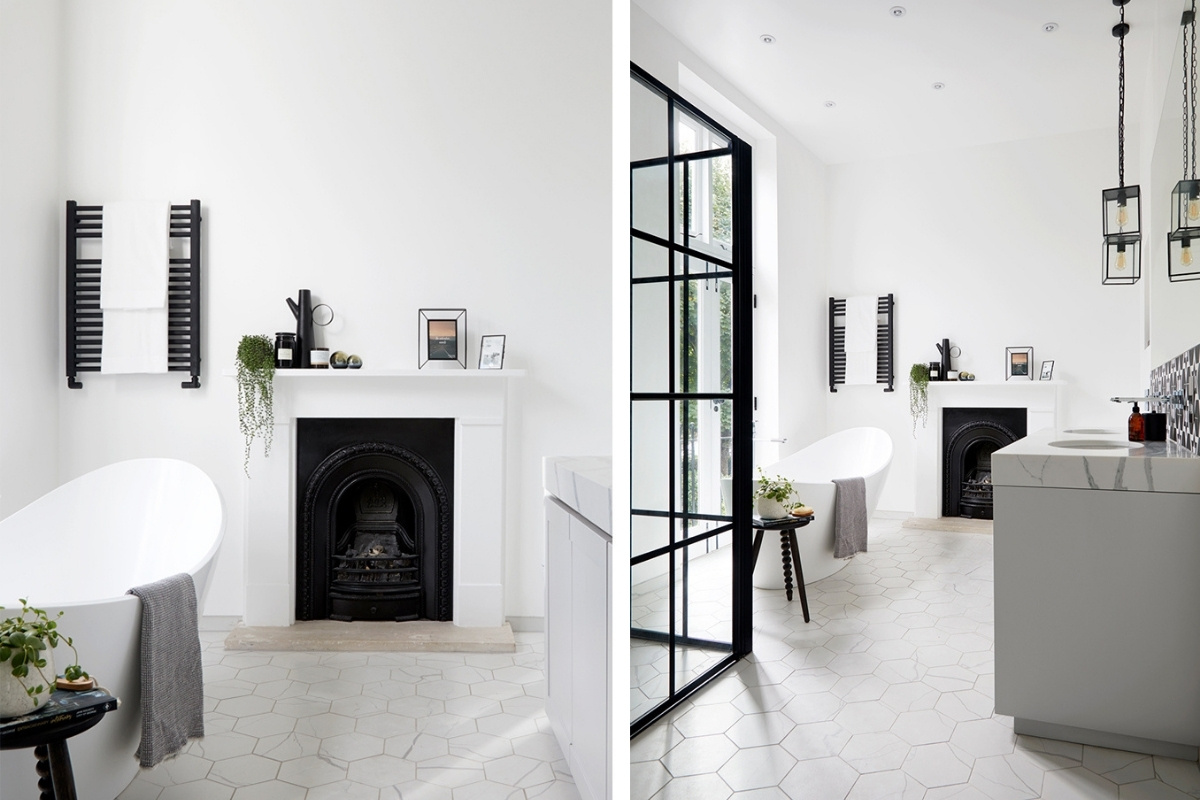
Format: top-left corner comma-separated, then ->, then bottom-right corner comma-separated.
756,497 -> 790,520
0,646 -> 54,719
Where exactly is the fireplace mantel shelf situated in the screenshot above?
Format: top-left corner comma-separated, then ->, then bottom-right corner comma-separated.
223,368 -> 526,378
929,380 -> 1065,387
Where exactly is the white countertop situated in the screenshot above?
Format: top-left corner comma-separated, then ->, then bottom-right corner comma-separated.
543,456 -> 612,536
993,429 -> 1200,494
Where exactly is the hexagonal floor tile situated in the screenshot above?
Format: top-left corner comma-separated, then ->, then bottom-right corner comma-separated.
208,754 -> 280,788
778,756 -> 857,800
718,745 -> 797,792
346,753 -> 418,787
901,742 -> 973,788
276,755 -> 346,788
318,731 -> 385,762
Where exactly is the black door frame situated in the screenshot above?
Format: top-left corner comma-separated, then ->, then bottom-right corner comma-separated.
630,63 -> 755,736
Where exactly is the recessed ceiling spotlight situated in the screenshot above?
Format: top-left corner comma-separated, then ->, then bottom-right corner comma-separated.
824,100 -> 836,108
932,82 -> 946,90
1043,22 -> 1059,33
890,6 -> 907,17
760,33 -> 776,44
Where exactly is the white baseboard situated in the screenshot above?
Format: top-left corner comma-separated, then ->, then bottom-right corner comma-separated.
507,616 -> 544,633
873,509 -> 913,520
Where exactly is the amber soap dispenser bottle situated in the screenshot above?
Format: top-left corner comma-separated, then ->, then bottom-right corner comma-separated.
1128,401 -> 1145,442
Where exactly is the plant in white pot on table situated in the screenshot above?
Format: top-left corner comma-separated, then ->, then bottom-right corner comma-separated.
0,599 -> 90,719
755,469 -> 798,519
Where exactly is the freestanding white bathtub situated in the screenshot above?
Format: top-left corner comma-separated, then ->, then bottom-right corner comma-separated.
755,427 -> 892,589
0,459 -> 223,800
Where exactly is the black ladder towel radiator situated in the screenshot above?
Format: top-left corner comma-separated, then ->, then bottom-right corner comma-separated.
65,199 -> 202,389
828,293 -> 895,393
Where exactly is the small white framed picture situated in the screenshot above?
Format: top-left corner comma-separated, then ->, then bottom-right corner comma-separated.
479,334 -> 506,370
1039,360 -> 1055,381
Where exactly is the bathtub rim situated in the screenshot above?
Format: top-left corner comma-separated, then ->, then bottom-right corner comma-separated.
768,426 -> 894,487
0,457 -> 225,609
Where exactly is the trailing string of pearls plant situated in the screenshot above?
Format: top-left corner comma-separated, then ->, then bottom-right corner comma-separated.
236,335 -> 275,476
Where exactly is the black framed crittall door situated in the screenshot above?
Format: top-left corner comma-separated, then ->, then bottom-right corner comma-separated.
630,63 -> 754,736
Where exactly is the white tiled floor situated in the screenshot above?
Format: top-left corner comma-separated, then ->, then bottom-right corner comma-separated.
118,632 -> 578,800
632,543 -> 736,720
631,517 -> 1200,800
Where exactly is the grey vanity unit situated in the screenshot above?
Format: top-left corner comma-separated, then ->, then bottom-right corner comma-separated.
993,430 -> 1200,758
543,457 -> 611,800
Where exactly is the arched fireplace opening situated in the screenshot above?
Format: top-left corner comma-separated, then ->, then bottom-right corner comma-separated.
296,419 -> 453,622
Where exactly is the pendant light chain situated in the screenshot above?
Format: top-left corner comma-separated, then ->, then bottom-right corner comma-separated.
1184,7 -> 1192,180
1118,0 -> 1126,189
1185,1 -> 1195,179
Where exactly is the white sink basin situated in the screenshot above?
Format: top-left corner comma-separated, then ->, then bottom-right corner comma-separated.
1048,439 -> 1144,450
1062,428 -> 1122,435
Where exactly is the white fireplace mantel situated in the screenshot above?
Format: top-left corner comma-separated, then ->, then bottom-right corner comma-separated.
914,381 -> 1062,518
239,369 -> 525,628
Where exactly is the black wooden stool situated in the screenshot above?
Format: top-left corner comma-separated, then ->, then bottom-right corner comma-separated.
752,515 -> 814,623
0,688 -> 118,800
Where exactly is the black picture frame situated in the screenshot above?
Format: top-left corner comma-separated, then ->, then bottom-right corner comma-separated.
1039,360 -> 1055,381
418,309 -> 467,369
1006,346 -> 1033,381
478,335 -> 506,370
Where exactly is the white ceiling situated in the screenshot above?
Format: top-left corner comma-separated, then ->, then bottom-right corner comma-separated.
633,0 -> 1178,164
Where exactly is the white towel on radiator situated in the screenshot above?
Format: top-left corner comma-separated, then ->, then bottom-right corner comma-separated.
101,201 -> 169,374
843,295 -> 878,385
101,308 -> 169,374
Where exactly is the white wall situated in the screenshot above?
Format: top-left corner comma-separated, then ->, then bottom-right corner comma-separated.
631,5 -> 830,466
50,0 -> 612,619
0,0 -> 62,518
825,129 -> 1145,513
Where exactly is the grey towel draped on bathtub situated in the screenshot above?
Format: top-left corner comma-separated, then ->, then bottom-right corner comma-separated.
127,572 -> 205,767
832,476 -> 869,558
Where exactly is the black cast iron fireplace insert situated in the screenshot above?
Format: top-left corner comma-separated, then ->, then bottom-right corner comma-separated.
296,418 -> 453,622
942,407 -> 1026,520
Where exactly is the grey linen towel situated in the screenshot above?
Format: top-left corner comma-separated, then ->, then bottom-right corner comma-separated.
127,573 -> 204,767
832,477 -> 869,559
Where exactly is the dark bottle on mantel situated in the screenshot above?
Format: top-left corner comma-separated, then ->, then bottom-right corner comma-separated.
1128,402 -> 1145,442
275,332 -> 296,369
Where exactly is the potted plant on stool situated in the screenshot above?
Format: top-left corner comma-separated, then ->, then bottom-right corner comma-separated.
0,600 -> 90,719
755,469 -> 797,520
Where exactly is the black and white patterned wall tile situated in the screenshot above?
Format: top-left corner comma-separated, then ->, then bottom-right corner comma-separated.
1150,342 -> 1200,454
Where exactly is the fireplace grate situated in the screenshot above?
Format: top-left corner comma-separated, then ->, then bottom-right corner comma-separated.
959,472 -> 994,518
332,554 -> 419,586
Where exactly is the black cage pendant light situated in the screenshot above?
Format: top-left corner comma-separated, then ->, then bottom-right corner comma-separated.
1103,0 -> 1142,285
1169,1 -> 1200,281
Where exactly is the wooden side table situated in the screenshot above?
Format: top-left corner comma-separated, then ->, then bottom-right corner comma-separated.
0,688 -> 119,800
752,515 -> 815,623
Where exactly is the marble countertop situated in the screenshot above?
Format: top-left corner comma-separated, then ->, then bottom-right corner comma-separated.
543,456 -> 612,536
993,429 -> 1200,494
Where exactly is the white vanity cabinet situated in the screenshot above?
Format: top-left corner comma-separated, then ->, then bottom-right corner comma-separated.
993,431 -> 1200,758
544,457 -> 611,800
